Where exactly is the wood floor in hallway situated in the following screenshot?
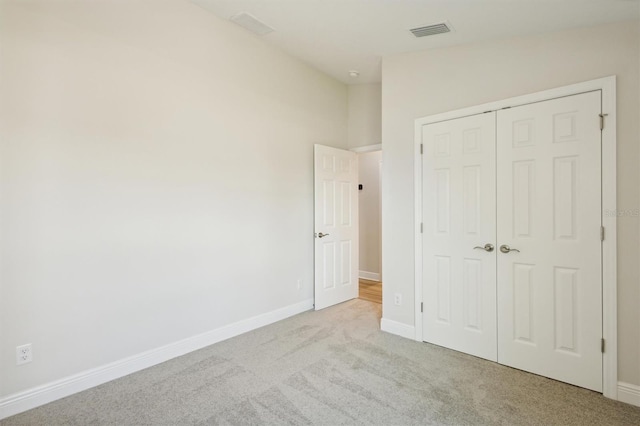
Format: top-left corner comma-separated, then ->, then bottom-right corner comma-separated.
358,278 -> 382,304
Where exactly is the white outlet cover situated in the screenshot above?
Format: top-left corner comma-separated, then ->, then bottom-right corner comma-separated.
16,343 -> 33,365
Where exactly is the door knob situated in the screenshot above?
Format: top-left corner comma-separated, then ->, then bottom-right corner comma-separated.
473,243 -> 494,252
316,232 -> 330,238
499,244 -> 520,254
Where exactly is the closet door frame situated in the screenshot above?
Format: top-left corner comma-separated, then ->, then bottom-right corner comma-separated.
413,76 -> 617,400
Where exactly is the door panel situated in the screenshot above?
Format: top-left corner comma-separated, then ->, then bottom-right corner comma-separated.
496,91 -> 602,391
422,113 -> 498,362
314,145 -> 358,310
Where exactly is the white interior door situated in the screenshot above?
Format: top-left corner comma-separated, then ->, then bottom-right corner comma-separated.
496,91 -> 602,391
422,112 -> 498,361
314,144 -> 358,310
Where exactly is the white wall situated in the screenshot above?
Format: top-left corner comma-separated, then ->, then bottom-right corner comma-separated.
382,20 -> 640,386
358,151 -> 382,280
348,84 -> 381,148
0,0 -> 347,399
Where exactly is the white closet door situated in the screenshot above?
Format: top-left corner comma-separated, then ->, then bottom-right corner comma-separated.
422,112 -> 497,361
496,91 -> 602,391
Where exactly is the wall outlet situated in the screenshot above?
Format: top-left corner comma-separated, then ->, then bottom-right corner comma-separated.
394,293 -> 402,306
297,279 -> 303,290
16,344 -> 33,365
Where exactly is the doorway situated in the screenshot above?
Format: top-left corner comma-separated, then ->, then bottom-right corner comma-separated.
356,146 -> 382,304
313,144 -> 383,309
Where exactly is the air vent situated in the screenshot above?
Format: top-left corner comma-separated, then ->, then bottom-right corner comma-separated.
230,12 -> 274,36
410,22 -> 451,38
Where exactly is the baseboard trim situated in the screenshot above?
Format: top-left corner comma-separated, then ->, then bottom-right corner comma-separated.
0,298 -> 314,420
359,271 -> 381,281
380,318 -> 415,340
618,382 -> 640,407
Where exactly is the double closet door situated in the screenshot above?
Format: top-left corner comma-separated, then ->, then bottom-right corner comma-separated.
421,91 -> 603,392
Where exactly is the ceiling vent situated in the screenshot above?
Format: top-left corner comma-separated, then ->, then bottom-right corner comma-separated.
230,12 -> 274,36
410,22 -> 451,38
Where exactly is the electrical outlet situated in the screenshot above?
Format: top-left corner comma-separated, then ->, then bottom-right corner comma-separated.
16,344 -> 33,365
296,279 -> 303,290
394,293 -> 402,306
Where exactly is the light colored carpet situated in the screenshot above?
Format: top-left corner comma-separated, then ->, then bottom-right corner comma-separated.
3,299 -> 640,425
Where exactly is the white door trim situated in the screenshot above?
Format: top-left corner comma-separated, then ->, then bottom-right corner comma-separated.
413,76 -> 617,399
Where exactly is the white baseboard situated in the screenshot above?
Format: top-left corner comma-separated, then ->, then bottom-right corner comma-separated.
618,382 -> 640,407
380,318 -> 415,340
359,271 -> 381,281
0,298 -> 314,420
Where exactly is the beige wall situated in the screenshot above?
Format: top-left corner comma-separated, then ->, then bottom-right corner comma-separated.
637,2 -> 640,396
348,84 -> 382,148
382,20 -> 640,386
0,0 -> 347,398
358,151 -> 382,279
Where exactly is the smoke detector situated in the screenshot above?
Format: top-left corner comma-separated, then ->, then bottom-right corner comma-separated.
230,12 -> 274,36
348,70 -> 360,78
409,22 -> 452,38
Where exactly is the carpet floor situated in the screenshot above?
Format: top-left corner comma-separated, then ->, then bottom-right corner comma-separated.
3,299 -> 640,425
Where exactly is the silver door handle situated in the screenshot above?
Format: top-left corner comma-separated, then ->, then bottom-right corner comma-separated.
316,232 -> 330,238
473,244 -> 494,252
499,244 -> 520,254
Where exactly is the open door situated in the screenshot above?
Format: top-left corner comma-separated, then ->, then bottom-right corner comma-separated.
314,144 -> 359,310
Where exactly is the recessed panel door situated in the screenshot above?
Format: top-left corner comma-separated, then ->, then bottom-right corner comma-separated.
496,91 -> 602,391
314,144 -> 358,310
422,113 -> 498,361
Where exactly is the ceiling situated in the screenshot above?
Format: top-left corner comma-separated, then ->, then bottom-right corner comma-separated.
192,0 -> 640,85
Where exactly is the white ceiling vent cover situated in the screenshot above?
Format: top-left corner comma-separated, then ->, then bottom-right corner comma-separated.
230,12 -> 274,36
410,22 -> 452,38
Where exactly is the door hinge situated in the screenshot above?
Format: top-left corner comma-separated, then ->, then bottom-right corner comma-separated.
599,113 -> 609,131
421,302 -> 423,313
601,226 -> 605,241
420,223 -> 423,233
420,144 -> 423,155
601,338 -> 605,353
